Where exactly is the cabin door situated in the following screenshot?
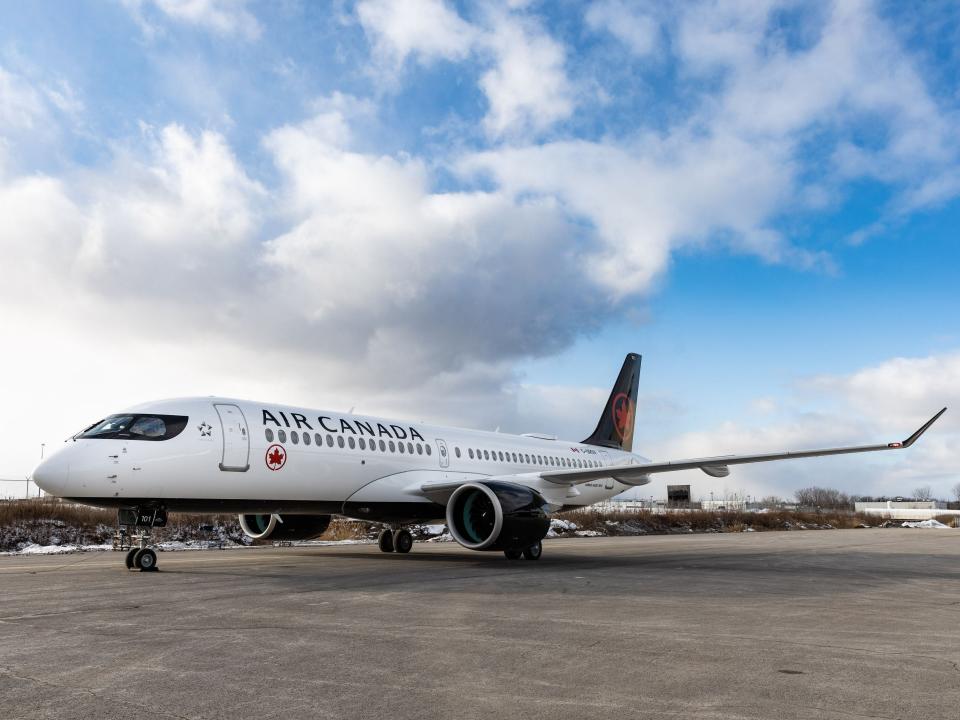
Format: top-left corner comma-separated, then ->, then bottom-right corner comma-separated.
215,403 -> 250,472
436,439 -> 450,468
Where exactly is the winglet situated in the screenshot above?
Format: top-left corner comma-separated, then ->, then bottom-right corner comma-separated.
895,408 -> 947,448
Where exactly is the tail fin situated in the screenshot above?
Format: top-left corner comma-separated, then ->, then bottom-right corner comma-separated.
582,353 -> 641,453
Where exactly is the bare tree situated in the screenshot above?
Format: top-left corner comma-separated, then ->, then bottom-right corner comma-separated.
913,485 -> 933,501
952,482 -> 960,503
794,486 -> 852,510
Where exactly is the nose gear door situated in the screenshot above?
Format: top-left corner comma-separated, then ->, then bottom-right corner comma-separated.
214,404 -> 250,471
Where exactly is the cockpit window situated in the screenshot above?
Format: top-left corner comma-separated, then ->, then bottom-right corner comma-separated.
78,414 -> 188,441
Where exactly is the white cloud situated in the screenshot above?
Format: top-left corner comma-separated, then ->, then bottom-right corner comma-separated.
585,0 -> 660,57
478,9 -> 575,138
0,66 -> 45,131
356,1 -> 575,137
123,0 -> 262,39
356,0 -> 476,64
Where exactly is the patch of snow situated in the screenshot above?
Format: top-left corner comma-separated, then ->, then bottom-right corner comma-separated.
901,519 -> 953,529
421,524 -> 446,535
424,532 -> 454,543
574,530 -> 603,537
11,542 -> 112,555
551,519 -> 577,531
742,527 -> 756,532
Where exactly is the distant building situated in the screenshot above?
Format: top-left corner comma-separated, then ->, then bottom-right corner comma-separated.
855,500 -> 960,521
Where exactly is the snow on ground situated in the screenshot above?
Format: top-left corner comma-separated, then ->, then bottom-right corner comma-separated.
901,519 -> 954,529
7,542 -> 114,555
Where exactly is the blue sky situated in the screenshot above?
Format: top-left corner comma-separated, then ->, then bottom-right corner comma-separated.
0,0 -> 958,500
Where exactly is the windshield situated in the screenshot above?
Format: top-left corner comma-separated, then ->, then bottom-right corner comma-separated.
78,414 -> 189,441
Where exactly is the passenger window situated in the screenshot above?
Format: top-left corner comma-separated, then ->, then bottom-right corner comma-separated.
265,428 -> 274,442
417,444 -> 424,455
425,444 -> 432,456
303,432 -> 311,446
327,434 -> 334,447
278,429 -> 287,443
315,433 -> 322,446
359,438 -> 366,450
454,447 -> 460,458
389,441 -> 396,452
379,439 -> 387,451
498,451 -> 504,461
337,436 -> 345,448
468,448 -> 474,459
348,437 -> 355,449
483,450 -> 489,460
398,442 -> 405,454
291,432 -> 299,445
407,442 -> 414,454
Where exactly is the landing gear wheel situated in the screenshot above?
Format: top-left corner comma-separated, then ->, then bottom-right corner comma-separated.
378,529 -> 394,553
133,548 -> 158,572
124,548 -> 137,569
504,548 -> 523,560
394,529 -> 413,554
522,541 -> 542,560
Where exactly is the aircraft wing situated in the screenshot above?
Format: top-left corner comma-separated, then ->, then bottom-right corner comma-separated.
539,407 -> 947,486
417,408 -> 946,502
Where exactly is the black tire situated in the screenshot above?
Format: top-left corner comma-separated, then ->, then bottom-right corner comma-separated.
503,548 -> 523,560
124,548 -> 137,569
134,548 -> 158,572
378,529 -> 394,553
394,529 -> 413,554
522,541 -> 542,561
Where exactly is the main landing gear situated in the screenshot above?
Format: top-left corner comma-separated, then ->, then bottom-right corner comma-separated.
504,540 -> 542,561
378,527 -> 414,554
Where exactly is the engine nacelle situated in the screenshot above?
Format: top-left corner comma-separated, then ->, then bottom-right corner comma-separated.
445,481 -> 550,551
238,514 -> 332,541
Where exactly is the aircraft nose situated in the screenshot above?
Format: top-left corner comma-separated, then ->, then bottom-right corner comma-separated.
32,454 -> 69,496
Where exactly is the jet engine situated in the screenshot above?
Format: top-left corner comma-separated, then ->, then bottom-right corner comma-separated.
238,514 -> 332,541
445,481 -> 550,551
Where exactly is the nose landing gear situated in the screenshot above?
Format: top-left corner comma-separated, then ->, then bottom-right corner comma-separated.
118,506 -> 165,572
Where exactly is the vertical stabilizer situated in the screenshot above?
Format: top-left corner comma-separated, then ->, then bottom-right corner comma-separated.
582,353 -> 641,452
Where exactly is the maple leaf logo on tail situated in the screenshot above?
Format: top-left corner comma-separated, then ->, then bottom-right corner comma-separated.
612,393 -> 635,443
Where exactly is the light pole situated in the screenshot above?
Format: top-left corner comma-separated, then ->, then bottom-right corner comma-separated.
38,444 -> 45,498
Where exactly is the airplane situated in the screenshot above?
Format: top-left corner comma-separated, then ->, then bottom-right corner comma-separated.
31,354 -> 946,572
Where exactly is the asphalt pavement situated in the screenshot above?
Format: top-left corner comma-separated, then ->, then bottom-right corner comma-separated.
1,529 -> 959,719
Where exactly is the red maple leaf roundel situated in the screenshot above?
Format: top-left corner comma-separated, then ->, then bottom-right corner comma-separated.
611,393 -> 634,441
266,444 -> 286,471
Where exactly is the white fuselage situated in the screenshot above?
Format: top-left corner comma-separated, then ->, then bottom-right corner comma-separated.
33,397 -> 643,520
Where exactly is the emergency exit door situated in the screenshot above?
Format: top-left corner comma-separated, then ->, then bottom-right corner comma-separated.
215,403 -> 250,471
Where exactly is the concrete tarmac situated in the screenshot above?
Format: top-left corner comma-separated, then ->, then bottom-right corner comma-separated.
1,529 -> 959,720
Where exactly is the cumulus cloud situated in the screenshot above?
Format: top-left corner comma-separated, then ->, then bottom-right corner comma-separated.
356,0 -> 476,64
585,0 -> 660,57
356,0 -> 575,137
123,0 -> 262,39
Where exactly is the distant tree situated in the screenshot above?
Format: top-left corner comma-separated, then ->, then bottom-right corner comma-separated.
952,482 -> 960,503
913,485 -> 933,501
759,495 -> 784,508
794,486 -> 852,510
